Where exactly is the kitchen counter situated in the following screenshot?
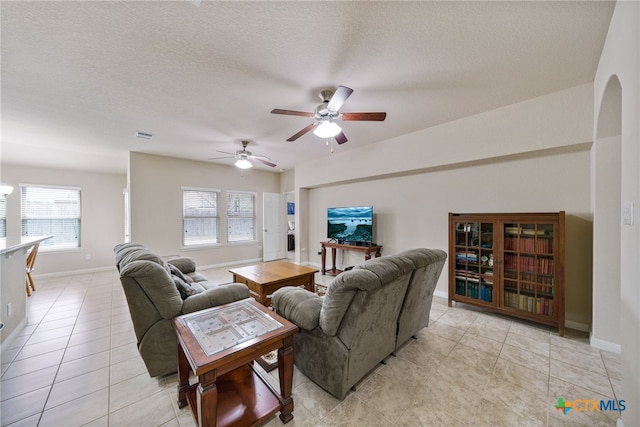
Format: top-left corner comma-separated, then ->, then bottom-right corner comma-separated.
0,235 -> 52,346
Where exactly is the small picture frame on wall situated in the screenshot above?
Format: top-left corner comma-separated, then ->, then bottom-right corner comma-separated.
287,202 -> 295,215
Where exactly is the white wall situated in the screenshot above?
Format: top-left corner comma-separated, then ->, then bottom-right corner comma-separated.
591,132 -> 621,350
1,164 -> 125,274
305,148 -> 592,328
594,1 -> 640,425
128,152 -> 282,267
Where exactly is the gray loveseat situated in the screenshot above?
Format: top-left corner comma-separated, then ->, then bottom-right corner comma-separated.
272,248 -> 446,399
114,242 -> 250,377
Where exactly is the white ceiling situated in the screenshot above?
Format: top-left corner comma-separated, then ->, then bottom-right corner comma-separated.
1,1 -> 615,175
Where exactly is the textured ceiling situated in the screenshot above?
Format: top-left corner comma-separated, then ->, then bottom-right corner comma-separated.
1,1 -> 615,174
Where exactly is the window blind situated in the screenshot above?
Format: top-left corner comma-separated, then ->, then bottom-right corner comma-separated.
227,191 -> 255,242
21,185 -> 81,249
183,189 -> 219,246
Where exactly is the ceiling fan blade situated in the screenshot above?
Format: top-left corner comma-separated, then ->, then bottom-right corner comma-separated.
207,156 -> 235,160
335,132 -> 348,145
340,112 -> 387,121
287,123 -> 317,141
326,86 -> 353,111
271,109 -> 315,118
216,150 -> 236,155
251,157 -> 277,168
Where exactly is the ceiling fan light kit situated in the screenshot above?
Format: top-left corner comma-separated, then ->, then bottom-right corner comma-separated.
313,120 -> 342,138
234,157 -> 253,169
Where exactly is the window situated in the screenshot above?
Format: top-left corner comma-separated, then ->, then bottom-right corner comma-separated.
183,189 -> 219,246
0,194 -> 6,238
21,185 -> 81,250
123,188 -> 130,243
227,191 -> 256,242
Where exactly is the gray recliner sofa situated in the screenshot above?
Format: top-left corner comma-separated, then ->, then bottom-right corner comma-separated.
113,242 -> 250,377
272,248 -> 446,399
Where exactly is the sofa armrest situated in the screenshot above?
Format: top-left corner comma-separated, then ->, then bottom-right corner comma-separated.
167,257 -> 196,275
182,283 -> 250,314
272,287 -> 323,331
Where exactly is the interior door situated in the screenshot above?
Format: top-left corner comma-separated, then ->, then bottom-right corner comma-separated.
263,192 -> 286,261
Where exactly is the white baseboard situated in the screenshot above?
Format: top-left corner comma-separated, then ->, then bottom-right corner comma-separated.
434,290 -> 448,299
590,335 -> 622,354
198,258 -> 263,270
34,265 -> 115,279
565,319 -> 590,333
0,317 -> 28,353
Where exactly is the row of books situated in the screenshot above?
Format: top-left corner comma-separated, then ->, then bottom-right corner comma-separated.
505,281 -> 554,295
504,236 -> 553,254
455,279 -> 493,302
504,291 -> 553,315
504,254 -> 555,274
455,251 -> 478,263
504,271 -> 555,285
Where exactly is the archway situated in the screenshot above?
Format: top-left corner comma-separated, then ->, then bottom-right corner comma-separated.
591,75 -> 622,350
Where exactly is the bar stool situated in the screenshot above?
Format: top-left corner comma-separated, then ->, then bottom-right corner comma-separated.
25,243 -> 40,297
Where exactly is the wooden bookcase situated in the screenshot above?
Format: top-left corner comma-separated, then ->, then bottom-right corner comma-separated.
448,212 -> 565,336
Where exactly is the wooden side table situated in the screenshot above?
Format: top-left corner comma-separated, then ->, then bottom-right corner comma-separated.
173,299 -> 299,427
320,241 -> 383,275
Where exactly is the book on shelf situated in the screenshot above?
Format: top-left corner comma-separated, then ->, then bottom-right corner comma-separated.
504,290 -> 554,316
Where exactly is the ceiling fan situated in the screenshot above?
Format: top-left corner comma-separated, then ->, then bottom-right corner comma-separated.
271,86 -> 387,144
208,140 -> 276,169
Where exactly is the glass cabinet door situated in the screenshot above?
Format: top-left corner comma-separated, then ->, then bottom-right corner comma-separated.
454,221 -> 495,305
502,222 -> 555,316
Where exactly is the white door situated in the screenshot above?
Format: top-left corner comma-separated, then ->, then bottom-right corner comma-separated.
263,192 -> 286,261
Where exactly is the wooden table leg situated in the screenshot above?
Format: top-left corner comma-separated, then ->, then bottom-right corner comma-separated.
321,245 -> 327,275
197,370 -> 218,427
278,335 -> 295,423
304,272 -> 314,292
177,342 -> 190,408
331,248 -> 337,272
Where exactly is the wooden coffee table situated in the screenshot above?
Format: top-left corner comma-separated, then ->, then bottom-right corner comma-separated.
230,260 -> 319,306
173,299 -> 299,427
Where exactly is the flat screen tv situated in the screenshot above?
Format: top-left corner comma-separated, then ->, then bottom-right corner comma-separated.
327,206 -> 373,244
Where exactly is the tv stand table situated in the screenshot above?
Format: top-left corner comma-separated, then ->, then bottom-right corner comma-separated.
320,241 -> 383,275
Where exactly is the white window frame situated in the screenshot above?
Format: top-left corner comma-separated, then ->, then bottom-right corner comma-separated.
0,194 -> 6,238
20,184 -> 82,251
226,191 -> 257,243
182,187 -> 220,247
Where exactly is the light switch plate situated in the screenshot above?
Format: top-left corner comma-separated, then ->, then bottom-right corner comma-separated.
623,202 -> 634,225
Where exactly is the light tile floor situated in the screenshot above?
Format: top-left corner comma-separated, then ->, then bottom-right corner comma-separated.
1,266 -> 624,426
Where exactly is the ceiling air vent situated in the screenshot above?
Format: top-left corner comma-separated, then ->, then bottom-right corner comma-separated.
135,131 -> 154,140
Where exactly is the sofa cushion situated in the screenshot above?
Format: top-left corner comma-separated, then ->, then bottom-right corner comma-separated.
114,242 -> 146,266
167,257 -> 197,275
168,263 -> 193,283
172,274 -> 200,300
119,248 -> 169,272
272,287 -> 323,331
354,254 -> 414,283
